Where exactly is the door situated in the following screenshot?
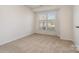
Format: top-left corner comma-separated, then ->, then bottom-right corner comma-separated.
36,11 -> 57,35
73,6 -> 79,48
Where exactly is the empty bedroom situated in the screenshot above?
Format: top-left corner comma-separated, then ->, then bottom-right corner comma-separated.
0,5 -> 79,53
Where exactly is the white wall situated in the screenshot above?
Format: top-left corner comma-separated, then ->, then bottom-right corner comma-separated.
0,6 -> 34,45
58,6 -> 73,40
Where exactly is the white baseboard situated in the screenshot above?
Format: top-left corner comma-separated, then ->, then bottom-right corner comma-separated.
60,37 -> 73,41
0,33 -> 34,46
76,47 -> 79,51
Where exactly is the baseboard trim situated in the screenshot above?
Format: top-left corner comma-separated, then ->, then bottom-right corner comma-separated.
0,33 -> 34,46
76,47 -> 79,51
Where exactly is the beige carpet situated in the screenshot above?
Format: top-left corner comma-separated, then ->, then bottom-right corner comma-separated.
0,33 -> 77,53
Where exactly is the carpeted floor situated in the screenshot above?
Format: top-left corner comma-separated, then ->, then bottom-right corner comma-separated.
0,33 -> 77,53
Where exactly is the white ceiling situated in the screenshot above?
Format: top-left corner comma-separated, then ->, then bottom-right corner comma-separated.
27,5 -> 41,9
27,5 -> 62,12
27,5 -> 73,12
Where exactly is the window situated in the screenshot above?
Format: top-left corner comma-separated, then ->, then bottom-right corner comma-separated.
47,11 -> 56,31
48,11 -> 56,20
39,11 -> 56,31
